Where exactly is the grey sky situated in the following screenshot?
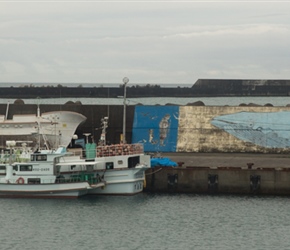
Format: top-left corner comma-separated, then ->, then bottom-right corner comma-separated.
0,1 -> 290,86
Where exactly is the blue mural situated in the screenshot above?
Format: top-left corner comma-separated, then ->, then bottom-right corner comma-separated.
132,106 -> 179,152
211,111 -> 290,148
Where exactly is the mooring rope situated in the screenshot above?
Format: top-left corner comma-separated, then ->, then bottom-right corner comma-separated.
145,167 -> 163,175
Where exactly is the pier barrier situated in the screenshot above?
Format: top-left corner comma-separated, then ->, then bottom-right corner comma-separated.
144,166 -> 290,195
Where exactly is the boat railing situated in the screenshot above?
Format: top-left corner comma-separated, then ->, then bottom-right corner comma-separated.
67,143 -> 144,158
56,173 -> 104,185
96,143 -> 144,157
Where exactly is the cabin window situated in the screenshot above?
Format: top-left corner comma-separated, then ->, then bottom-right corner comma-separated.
30,155 -> 47,161
13,165 -> 18,171
70,165 -> 76,170
0,165 -> 6,170
20,165 -> 33,171
36,155 -> 47,161
106,162 -> 114,169
117,160 -> 123,165
28,178 -> 41,184
128,156 -> 140,169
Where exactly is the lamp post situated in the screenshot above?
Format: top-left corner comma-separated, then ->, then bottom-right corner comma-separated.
122,77 -> 129,144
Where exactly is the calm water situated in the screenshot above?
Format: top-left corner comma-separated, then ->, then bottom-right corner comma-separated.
1,96 -> 290,106
1,193 -> 290,250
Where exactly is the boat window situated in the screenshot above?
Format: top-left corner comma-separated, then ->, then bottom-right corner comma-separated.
13,165 -> 18,171
36,155 -> 47,161
117,160 -> 123,165
28,178 -> 41,184
0,165 -> 6,170
30,154 -> 47,161
128,156 -> 140,169
71,165 -> 76,170
20,165 -> 33,171
106,162 -> 114,169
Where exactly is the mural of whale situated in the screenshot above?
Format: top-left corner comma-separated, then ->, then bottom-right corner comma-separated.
211,111 -> 290,148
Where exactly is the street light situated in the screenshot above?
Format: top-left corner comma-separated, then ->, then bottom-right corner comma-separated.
122,77 -> 129,144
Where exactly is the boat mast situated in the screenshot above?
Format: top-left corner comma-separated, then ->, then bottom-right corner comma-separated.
5,102 -> 9,120
36,98 -> 49,150
100,117 -> 108,146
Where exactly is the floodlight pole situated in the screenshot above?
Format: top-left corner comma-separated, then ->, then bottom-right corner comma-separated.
122,77 -> 129,144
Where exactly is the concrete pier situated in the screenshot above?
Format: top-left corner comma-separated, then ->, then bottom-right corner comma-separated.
145,153 -> 290,195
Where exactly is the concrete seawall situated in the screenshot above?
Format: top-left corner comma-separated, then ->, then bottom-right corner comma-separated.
145,153 -> 290,195
145,167 -> 290,195
2,103 -> 290,153
2,79 -> 290,97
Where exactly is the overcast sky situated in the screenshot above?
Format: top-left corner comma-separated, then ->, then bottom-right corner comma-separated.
0,1 -> 290,86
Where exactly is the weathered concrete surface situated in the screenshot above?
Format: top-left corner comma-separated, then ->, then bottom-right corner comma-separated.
145,166 -> 290,195
145,153 -> 290,195
161,152 -> 290,169
177,106 -> 290,153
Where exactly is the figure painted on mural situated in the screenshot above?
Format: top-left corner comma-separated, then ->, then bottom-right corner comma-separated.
148,129 -> 157,145
159,114 -> 170,146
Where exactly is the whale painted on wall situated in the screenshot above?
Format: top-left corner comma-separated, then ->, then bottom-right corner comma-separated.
211,111 -> 290,148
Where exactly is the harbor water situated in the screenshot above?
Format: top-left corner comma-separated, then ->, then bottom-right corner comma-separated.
1,193 -> 290,250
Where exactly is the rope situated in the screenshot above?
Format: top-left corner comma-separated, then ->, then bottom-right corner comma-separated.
145,168 -> 162,176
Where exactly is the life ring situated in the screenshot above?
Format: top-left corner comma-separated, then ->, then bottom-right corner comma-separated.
16,177 -> 25,184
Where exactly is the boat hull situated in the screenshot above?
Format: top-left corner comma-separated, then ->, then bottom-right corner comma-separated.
0,111 -> 86,149
0,182 -> 94,198
88,168 -> 147,195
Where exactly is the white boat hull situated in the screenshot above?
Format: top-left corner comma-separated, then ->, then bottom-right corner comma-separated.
0,111 -> 86,149
88,168 -> 147,195
0,182 -> 104,198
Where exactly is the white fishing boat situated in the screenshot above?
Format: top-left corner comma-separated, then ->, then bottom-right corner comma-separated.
0,141 -> 105,198
59,117 -> 151,195
60,143 -> 150,195
0,103 -> 86,150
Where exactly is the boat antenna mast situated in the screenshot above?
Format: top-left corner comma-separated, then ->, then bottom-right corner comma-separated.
99,117 -> 108,146
35,97 -> 49,150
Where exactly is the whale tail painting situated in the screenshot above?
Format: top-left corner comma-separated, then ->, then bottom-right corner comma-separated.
211,111 -> 290,148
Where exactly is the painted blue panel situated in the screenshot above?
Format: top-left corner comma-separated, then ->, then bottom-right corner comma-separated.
211,111 -> 290,148
132,106 -> 179,152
